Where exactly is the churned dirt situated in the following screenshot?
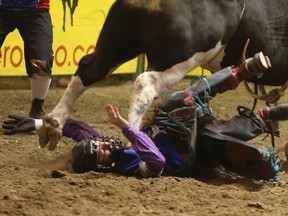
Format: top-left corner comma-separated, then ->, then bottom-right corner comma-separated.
1,76 -> 288,216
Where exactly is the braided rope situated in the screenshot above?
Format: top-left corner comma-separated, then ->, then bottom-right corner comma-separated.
156,77 -> 218,136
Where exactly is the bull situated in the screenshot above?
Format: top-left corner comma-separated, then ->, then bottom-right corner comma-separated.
39,0 -> 288,150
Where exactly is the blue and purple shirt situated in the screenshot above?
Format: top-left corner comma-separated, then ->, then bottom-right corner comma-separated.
62,118 -> 184,177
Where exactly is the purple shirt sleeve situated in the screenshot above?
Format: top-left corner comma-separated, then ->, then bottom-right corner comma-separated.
62,118 -> 100,142
122,125 -> 166,176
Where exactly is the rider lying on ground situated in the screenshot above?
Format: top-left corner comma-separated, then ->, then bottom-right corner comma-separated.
2,52 -> 286,180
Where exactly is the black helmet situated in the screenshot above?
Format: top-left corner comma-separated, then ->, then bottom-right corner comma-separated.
72,135 -> 124,173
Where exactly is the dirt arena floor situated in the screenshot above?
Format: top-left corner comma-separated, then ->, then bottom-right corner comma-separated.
1,76 -> 288,216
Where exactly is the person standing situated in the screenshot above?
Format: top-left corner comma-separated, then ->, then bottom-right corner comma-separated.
0,0 -> 53,119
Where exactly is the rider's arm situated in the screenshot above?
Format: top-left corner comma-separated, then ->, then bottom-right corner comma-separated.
106,104 -> 166,177
62,118 -> 101,142
2,115 -> 101,142
122,124 -> 166,177
34,118 -> 100,142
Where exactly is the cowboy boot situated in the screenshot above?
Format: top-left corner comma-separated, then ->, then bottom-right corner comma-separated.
190,52 -> 271,98
238,51 -> 271,80
256,104 -> 288,136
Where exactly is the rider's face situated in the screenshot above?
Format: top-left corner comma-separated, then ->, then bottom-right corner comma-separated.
95,141 -> 113,167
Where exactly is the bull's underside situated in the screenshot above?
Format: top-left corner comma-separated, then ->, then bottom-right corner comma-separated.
77,0 -> 288,87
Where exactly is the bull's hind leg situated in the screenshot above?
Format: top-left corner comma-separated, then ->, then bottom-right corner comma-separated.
129,65 -> 194,128
39,76 -> 88,150
129,42 -> 225,128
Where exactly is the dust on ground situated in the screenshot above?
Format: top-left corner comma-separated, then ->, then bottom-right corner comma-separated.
1,76 -> 288,216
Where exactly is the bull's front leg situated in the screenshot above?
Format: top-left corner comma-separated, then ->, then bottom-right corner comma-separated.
38,76 -> 88,150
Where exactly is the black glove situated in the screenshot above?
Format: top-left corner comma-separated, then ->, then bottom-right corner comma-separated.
2,115 -> 36,135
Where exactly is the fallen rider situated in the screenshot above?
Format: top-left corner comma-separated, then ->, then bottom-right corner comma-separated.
2,52 -> 286,181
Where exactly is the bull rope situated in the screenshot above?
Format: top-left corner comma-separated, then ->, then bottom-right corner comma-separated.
155,77 -> 218,136
243,81 -> 288,105
241,39 -> 288,149
241,38 -> 288,105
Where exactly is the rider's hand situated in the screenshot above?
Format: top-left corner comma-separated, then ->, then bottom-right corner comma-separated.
106,104 -> 129,130
2,115 -> 36,135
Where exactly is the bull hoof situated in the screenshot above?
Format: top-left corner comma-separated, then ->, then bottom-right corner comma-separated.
38,115 -> 62,151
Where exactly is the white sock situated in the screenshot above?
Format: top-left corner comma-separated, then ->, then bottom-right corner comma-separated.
35,119 -> 44,131
30,74 -> 52,100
